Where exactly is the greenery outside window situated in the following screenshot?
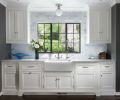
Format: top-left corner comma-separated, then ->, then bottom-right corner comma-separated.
37,23 -> 81,53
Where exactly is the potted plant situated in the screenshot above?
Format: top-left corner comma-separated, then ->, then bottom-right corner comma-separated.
31,40 -> 44,59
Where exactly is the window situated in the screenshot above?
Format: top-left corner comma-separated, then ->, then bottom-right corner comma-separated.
37,23 -> 81,53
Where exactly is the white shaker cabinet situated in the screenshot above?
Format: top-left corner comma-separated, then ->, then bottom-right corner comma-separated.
20,71 -> 41,90
2,62 -> 18,95
19,62 -> 43,92
100,62 -> 115,95
75,63 -> 98,92
44,72 -> 73,90
87,6 -> 111,44
6,8 -> 30,44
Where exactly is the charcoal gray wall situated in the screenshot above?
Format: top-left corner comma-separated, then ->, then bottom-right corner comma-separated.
0,3 -> 11,91
107,4 -> 120,92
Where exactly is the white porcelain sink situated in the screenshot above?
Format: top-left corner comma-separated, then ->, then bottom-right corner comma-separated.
44,60 -> 73,72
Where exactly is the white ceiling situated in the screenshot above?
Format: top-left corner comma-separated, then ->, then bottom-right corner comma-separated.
3,0 -> 116,11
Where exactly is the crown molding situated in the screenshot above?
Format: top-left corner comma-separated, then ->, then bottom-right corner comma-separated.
0,0 -> 7,7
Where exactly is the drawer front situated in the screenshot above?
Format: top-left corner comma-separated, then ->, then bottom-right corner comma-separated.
75,64 -> 97,72
76,65 -> 95,72
20,62 -> 42,71
100,64 -> 113,72
4,63 -> 17,72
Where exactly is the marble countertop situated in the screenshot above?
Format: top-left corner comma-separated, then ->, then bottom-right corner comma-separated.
1,59 -> 112,62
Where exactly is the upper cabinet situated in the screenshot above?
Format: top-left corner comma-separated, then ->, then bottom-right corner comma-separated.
6,4 -> 30,44
87,5 -> 111,44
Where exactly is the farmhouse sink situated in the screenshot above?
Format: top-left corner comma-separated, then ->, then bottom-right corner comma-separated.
44,60 -> 73,72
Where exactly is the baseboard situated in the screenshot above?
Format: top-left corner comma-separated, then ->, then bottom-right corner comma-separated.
100,89 -> 115,95
24,92 -> 96,96
2,91 -> 18,95
115,92 -> 120,95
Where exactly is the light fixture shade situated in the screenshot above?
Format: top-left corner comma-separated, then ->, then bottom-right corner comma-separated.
56,9 -> 63,16
56,3 -> 63,16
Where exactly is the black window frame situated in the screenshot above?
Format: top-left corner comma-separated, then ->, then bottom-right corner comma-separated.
37,23 -> 81,53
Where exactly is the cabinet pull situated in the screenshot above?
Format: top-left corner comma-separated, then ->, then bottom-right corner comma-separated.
82,67 -> 88,68
28,72 -> 32,74
28,66 -> 34,68
8,66 -> 13,67
105,66 -> 110,68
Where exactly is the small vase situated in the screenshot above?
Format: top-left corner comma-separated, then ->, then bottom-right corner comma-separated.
35,49 -> 39,59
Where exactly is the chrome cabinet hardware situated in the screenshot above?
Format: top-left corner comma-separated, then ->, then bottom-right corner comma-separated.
8,66 -> 13,67
28,66 -> 34,68
82,66 -> 89,68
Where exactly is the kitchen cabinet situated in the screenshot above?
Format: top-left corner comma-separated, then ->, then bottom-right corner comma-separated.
1,60 -> 115,96
87,6 -> 111,44
44,72 -> 73,90
75,63 -> 98,92
2,62 -> 18,95
19,62 -> 43,92
20,71 -> 41,90
6,7 -> 30,44
100,62 -> 115,95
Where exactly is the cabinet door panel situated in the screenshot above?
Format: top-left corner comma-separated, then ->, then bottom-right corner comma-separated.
44,74 -> 57,89
16,11 -> 27,41
6,9 -> 16,42
89,11 -> 100,41
101,73 -> 114,89
76,73 -> 96,90
4,73 -> 16,89
21,72 -> 41,89
59,75 -> 73,89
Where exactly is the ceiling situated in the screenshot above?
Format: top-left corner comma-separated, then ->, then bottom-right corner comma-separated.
3,0 -> 116,11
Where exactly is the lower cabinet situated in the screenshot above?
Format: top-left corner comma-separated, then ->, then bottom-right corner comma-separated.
100,62 -> 115,95
44,72 -> 73,90
1,61 -> 115,96
2,62 -> 18,94
20,71 -> 41,90
75,63 -> 98,92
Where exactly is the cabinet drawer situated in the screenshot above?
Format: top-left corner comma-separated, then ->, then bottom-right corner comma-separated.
100,64 -> 113,72
4,63 -> 17,72
76,64 -> 96,72
20,62 -> 42,71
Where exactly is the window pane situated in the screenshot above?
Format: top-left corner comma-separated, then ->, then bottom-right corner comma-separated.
74,24 -> 80,33
45,24 -> 50,33
67,24 -> 73,33
52,40 -> 59,52
74,42 -> 80,53
58,33 -> 65,52
52,24 -> 58,33
59,24 -> 65,33
38,24 -> 44,34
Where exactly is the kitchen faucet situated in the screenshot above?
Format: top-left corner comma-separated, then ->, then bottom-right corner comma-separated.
55,52 -> 62,59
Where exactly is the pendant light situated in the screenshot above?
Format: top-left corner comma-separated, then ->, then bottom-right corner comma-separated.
56,3 -> 63,16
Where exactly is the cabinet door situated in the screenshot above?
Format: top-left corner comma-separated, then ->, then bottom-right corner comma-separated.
101,72 -> 114,89
44,73 -> 58,89
20,72 -> 41,90
6,9 -> 16,43
58,73 -> 73,89
99,11 -> 110,42
76,72 -> 97,90
88,8 -> 111,44
89,10 -> 100,42
15,10 -> 27,42
3,72 -> 16,90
